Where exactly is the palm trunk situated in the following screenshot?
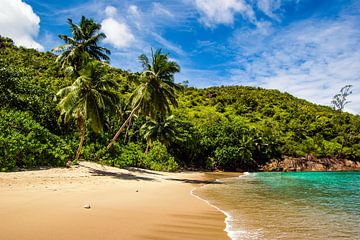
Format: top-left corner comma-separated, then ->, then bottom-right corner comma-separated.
75,114 -> 85,162
124,117 -> 132,143
145,143 -> 150,154
107,104 -> 140,150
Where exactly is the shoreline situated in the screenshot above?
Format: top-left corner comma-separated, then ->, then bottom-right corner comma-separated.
191,173 -> 245,240
190,188 -> 235,240
0,162 -> 236,240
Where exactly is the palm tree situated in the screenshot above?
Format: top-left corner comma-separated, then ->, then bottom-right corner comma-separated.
106,49 -> 181,150
140,115 -> 179,153
52,16 -> 110,74
55,61 -> 118,161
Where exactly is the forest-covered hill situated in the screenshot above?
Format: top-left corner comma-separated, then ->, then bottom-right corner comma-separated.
1,36 -> 359,171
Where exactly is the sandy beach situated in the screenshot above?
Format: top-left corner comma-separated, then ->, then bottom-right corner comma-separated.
0,162 -> 235,240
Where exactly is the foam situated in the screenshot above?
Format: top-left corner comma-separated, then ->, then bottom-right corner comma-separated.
190,172 -> 258,239
190,187 -> 237,239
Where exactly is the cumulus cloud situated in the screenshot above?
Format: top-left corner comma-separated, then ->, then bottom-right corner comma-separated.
193,0 -> 286,28
194,0 -> 256,27
101,6 -> 135,49
0,0 -> 43,50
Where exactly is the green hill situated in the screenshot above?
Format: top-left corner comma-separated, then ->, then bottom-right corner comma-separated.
1,36 -> 359,171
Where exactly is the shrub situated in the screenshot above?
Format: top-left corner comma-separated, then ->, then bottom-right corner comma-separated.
145,141 -> 178,171
0,109 -> 72,171
100,142 -> 145,168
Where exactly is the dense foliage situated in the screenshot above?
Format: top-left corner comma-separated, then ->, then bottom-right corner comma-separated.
0,109 -> 72,171
0,35 -> 359,171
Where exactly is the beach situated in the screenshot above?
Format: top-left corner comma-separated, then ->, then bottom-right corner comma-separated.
0,162 -> 234,240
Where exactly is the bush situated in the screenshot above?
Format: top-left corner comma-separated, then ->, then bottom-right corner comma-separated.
145,141 -> 179,171
100,142 -> 145,168
0,109 -> 72,171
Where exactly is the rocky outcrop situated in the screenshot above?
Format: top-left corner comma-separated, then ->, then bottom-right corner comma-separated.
261,156 -> 360,172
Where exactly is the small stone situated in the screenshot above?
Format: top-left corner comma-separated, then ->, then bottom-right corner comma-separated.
136,190 -> 138,192
66,161 -> 72,168
83,204 -> 91,209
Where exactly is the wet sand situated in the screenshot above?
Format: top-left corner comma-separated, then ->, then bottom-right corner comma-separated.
0,162 -> 232,240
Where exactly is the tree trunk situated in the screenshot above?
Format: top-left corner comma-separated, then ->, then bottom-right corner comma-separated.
145,143 -> 150,154
107,104 -> 140,150
124,117 -> 133,143
75,114 -> 85,162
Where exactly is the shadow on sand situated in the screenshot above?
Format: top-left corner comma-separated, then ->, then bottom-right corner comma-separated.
125,167 -> 164,176
81,164 -> 157,181
165,178 -> 223,185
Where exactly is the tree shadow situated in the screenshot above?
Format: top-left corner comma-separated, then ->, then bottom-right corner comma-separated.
125,167 -> 164,176
166,178 -> 223,185
82,165 -> 157,182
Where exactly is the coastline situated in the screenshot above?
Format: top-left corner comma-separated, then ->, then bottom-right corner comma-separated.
0,162 -> 234,240
191,173 -> 245,240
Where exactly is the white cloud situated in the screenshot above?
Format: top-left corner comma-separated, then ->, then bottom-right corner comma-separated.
192,0 -> 285,30
256,0 -> 282,21
229,16 -> 360,114
127,5 -> 142,30
0,0 -> 43,50
151,3 -> 174,18
151,32 -> 185,56
105,6 -> 117,17
194,0 -> 256,27
101,6 -> 135,49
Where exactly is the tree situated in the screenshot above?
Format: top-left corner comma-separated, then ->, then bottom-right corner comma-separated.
55,61 -> 118,161
52,16 -> 110,74
140,115 -> 179,153
107,49 -> 181,150
331,85 -> 353,111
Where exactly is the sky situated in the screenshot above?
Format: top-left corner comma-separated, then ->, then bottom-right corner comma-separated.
1,0 -> 360,114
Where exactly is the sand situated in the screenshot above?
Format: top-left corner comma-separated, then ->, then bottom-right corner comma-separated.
0,162 -> 235,240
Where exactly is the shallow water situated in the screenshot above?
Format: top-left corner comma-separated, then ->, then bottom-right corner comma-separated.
195,172 -> 360,240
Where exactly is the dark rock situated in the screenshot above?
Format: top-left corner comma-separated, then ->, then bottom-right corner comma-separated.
261,156 -> 360,172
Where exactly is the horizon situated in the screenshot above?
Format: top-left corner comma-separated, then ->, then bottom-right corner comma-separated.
1,0 -> 359,114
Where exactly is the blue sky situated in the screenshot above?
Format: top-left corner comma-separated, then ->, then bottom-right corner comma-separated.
1,0 -> 360,113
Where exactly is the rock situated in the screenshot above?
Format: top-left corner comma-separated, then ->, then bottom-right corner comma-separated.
83,204 -> 91,209
66,161 -> 72,168
261,156 -> 360,172
136,190 -> 139,192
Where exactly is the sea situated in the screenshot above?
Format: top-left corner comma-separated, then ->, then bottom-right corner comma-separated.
194,171 -> 360,240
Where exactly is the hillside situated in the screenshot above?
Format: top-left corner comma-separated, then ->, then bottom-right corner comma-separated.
1,37 -> 359,171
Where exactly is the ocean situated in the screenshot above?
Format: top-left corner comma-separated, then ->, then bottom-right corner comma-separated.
194,171 -> 360,240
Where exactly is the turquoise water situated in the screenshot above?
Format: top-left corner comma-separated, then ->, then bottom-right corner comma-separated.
196,172 -> 360,239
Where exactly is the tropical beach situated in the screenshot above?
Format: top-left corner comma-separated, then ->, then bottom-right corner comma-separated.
1,0 -> 360,239
0,162 -> 238,240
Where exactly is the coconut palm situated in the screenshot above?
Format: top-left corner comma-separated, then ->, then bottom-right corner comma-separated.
106,49 -> 181,150
140,115 -> 179,153
55,61 -> 118,161
52,16 -> 110,73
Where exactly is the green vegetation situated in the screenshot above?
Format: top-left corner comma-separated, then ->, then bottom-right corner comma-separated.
0,109 -> 72,171
0,17 -> 359,172
55,61 -> 119,162
52,16 -> 111,74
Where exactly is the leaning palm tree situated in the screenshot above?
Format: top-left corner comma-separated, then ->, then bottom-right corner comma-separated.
106,49 -> 181,150
55,61 -> 118,161
52,16 -> 110,74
